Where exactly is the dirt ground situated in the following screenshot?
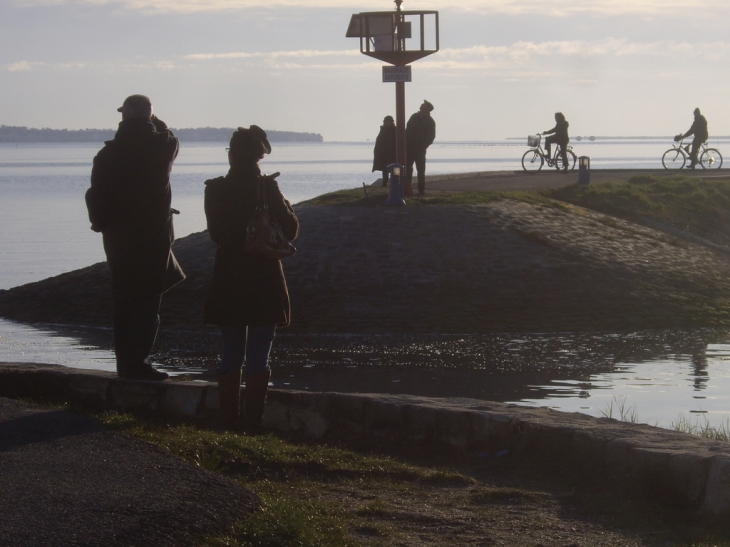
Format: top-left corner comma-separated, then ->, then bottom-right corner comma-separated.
315,439 -> 730,547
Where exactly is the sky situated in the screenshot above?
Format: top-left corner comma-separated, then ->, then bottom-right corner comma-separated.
2,0 -> 730,141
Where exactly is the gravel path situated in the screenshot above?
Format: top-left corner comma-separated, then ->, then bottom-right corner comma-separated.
0,397 -> 255,547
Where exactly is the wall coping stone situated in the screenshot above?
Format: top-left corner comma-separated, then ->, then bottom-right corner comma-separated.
2,361 -> 729,516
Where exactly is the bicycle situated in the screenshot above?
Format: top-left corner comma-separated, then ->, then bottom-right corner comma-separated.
661,138 -> 722,170
521,134 -> 577,172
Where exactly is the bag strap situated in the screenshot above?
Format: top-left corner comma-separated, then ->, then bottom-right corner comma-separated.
256,172 -> 281,212
255,176 -> 268,212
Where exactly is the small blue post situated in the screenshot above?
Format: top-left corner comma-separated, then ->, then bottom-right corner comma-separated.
578,156 -> 590,185
385,163 -> 406,206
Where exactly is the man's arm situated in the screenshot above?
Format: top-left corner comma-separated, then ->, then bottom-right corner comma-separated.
682,119 -> 699,139
425,118 -> 436,148
86,147 -> 114,233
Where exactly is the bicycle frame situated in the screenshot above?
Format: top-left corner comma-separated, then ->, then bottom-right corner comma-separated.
668,138 -> 709,158
532,140 -> 572,164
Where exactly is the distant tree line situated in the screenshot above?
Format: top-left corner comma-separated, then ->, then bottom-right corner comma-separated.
0,125 -> 323,143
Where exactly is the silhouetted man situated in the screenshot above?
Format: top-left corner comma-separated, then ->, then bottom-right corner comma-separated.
676,108 -> 708,169
85,94 -> 185,380
406,100 -> 436,196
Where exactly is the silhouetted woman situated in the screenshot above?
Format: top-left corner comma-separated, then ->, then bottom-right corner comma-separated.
372,115 -> 396,186
204,126 -> 299,432
542,112 -> 570,171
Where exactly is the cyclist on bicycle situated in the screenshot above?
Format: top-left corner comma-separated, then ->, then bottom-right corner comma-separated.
542,112 -> 570,172
675,108 -> 708,169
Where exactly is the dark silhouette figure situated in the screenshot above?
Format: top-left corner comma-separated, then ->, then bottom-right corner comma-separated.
85,94 -> 185,381
676,108 -> 708,169
406,100 -> 436,196
542,112 -> 570,172
204,126 -> 299,432
372,115 -> 396,187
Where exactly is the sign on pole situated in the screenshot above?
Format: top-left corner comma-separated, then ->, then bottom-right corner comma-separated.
382,66 -> 412,82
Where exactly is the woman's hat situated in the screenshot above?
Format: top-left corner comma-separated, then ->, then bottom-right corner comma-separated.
230,125 -> 272,155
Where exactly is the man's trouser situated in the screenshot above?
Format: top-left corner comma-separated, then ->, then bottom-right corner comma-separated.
690,138 -> 706,166
112,293 -> 162,372
406,150 -> 427,194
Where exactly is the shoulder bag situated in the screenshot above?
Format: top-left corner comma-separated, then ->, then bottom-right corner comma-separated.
245,174 -> 297,260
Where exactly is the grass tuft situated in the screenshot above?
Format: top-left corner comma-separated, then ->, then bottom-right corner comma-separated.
599,396 -> 639,423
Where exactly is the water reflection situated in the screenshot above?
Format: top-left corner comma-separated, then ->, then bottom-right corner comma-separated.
2,318 -> 730,429
692,350 -> 709,391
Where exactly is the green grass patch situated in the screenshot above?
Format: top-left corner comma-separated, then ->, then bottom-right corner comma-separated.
543,174 -> 730,246
96,411 -> 469,546
202,486 -> 358,547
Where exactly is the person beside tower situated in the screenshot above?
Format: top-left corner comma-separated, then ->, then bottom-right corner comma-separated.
372,115 -> 397,187
405,100 -> 436,196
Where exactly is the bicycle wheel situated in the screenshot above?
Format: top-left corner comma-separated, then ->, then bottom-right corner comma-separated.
522,149 -> 543,172
700,148 -> 723,169
566,149 -> 577,171
662,148 -> 686,170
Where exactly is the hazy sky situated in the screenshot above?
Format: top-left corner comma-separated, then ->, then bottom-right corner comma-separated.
2,0 -> 729,140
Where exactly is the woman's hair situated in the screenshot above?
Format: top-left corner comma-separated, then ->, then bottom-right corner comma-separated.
555,112 -> 566,122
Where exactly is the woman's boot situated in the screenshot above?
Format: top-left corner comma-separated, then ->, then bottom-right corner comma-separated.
244,369 -> 271,435
217,369 -> 242,430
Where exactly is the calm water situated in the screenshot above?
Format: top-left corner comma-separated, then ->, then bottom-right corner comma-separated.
1,139 -> 729,429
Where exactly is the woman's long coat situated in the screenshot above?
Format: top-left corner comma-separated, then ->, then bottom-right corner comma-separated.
203,165 -> 299,327
372,124 -> 397,172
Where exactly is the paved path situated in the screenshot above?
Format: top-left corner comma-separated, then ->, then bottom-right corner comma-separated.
0,396 -> 255,547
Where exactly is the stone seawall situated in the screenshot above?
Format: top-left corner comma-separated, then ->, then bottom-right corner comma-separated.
3,199 -> 730,333
3,361 -> 730,517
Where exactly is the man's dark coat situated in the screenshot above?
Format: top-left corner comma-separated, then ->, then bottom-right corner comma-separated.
203,165 -> 299,327
86,118 -> 185,297
405,112 -> 436,156
372,124 -> 397,172
684,114 -> 709,142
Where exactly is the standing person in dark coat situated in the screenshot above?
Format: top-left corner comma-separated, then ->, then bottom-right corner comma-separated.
372,115 -> 396,187
85,94 -> 185,381
542,112 -> 570,172
406,100 -> 436,196
676,108 -> 708,169
204,126 -> 299,432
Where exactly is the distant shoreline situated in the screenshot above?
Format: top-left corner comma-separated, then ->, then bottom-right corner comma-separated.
0,125 -> 323,144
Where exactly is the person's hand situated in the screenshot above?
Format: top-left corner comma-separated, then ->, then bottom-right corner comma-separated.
674,134 -> 682,142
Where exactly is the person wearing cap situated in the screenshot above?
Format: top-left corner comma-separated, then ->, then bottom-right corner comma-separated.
675,108 -> 708,169
542,112 -> 570,172
405,100 -> 436,196
203,126 -> 299,432
85,94 -> 184,381
372,115 -> 397,187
